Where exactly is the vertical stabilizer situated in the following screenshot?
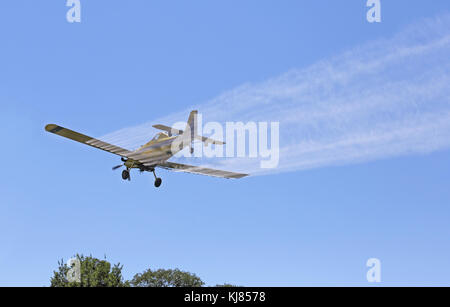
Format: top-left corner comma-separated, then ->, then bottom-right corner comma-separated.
185,110 -> 198,139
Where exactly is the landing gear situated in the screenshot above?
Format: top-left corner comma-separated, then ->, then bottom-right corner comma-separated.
152,169 -> 162,188
119,166 -> 161,187
122,169 -> 130,180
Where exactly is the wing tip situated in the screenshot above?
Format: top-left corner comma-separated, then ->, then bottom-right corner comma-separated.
45,124 -> 58,132
231,173 -> 249,179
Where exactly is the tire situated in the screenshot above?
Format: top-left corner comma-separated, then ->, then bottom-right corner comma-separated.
122,170 -> 130,180
154,177 -> 162,188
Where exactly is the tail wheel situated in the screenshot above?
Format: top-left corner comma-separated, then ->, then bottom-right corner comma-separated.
154,177 -> 162,188
122,170 -> 130,180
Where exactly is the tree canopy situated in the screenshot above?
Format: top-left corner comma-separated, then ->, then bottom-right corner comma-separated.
131,268 -> 204,287
50,254 -> 235,287
50,254 -> 128,287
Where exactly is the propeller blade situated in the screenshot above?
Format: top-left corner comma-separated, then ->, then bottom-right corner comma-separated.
112,165 -> 123,170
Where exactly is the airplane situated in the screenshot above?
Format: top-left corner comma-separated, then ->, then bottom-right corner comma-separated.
45,110 -> 248,187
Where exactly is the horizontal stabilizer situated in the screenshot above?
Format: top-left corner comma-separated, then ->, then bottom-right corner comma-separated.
152,124 -> 184,136
194,135 -> 225,145
153,124 -> 225,145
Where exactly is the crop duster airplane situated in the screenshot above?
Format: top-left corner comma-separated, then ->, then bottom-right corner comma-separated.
45,111 -> 248,187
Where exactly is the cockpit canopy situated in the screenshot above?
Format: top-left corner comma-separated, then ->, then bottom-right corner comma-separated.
140,132 -> 169,148
151,132 -> 168,141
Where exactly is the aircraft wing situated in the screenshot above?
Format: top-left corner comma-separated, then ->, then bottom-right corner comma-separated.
157,161 -> 248,179
45,124 -> 132,157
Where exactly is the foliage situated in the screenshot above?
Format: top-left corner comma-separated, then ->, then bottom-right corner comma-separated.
50,254 -> 128,287
131,268 -> 204,287
50,254 -> 236,287
215,283 -> 239,287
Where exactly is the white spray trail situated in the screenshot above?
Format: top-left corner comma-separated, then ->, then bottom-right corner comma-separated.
100,14 -> 450,176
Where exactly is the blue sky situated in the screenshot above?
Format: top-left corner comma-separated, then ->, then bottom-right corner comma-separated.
1,0 -> 450,286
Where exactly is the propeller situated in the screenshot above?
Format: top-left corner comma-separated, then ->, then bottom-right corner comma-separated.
113,157 -> 128,170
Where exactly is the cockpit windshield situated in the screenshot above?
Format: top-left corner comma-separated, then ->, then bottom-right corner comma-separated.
151,132 -> 167,141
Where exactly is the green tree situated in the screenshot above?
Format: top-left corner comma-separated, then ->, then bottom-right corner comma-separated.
50,254 -> 128,287
131,268 -> 204,287
215,283 -> 239,287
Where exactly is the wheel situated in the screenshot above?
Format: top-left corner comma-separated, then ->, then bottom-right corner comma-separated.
122,170 -> 130,180
154,177 -> 162,188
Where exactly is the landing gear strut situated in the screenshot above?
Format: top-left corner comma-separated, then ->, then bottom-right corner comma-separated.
122,169 -> 130,180
152,169 -> 162,188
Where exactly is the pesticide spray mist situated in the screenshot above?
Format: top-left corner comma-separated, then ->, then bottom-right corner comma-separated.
100,14 -> 450,176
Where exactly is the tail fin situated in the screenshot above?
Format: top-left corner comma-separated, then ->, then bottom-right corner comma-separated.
185,110 -> 198,139
186,110 -> 226,145
152,110 -> 225,147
